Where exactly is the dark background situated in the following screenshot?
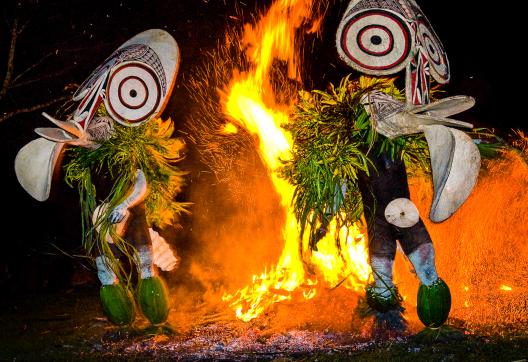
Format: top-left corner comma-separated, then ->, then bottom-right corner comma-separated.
0,0 -> 523,295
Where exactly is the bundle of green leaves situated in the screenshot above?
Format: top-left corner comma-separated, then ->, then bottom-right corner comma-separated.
64,108 -> 189,284
280,75 -> 431,249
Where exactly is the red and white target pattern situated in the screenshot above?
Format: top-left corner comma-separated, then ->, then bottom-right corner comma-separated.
416,19 -> 449,84
338,9 -> 414,75
105,61 -> 161,126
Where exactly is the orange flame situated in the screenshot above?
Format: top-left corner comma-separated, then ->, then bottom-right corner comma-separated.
221,122 -> 239,134
221,0 -> 370,321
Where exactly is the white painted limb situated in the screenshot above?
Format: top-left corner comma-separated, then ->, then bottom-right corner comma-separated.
136,245 -> 156,279
407,243 -> 439,286
92,203 -> 129,243
370,256 -> 395,299
96,255 -> 118,285
108,169 -> 147,224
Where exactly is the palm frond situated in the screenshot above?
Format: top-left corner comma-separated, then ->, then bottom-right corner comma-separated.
64,113 -> 189,284
281,75 -> 429,247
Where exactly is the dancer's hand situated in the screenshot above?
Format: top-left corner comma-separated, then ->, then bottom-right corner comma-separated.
109,202 -> 129,224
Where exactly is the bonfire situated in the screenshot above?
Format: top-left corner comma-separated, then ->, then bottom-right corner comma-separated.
184,0 -> 528,336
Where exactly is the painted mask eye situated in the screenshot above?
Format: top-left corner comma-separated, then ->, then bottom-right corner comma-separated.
104,61 -> 161,126
337,8 -> 415,75
416,18 -> 450,84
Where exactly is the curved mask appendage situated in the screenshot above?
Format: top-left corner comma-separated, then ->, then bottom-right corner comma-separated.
35,127 -> 79,143
423,125 -> 481,222
14,138 -> 65,202
15,111 -> 102,202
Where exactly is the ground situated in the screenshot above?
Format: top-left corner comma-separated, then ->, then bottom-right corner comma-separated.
1,284 -> 527,361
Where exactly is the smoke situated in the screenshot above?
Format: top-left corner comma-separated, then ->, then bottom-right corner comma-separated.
188,153 -> 285,296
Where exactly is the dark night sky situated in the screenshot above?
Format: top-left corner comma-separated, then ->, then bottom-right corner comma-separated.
0,0 -> 523,293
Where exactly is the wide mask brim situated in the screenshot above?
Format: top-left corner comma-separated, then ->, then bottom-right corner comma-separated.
424,125 -> 481,222
14,138 -> 65,202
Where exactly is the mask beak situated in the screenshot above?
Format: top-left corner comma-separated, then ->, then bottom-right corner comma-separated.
41,112 -> 83,138
37,112 -> 96,148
